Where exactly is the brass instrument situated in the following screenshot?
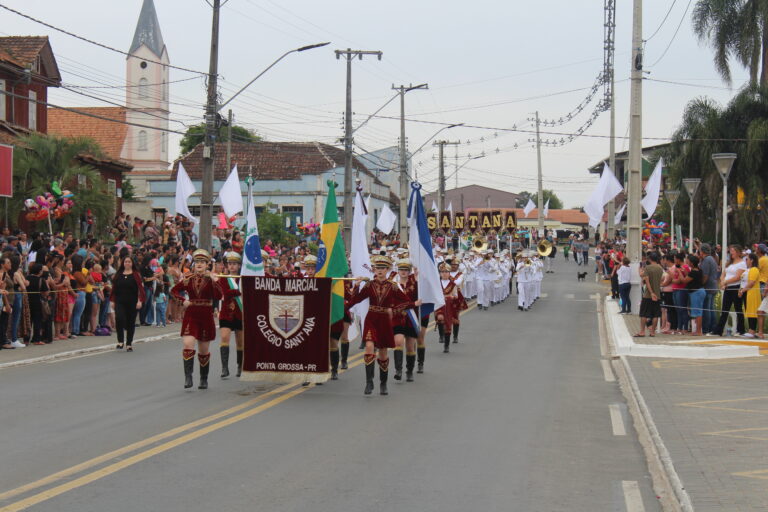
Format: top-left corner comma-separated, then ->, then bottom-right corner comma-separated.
537,239 -> 553,258
472,236 -> 488,253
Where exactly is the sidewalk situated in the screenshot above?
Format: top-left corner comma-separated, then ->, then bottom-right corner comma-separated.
0,323 -> 180,368
602,292 -> 768,511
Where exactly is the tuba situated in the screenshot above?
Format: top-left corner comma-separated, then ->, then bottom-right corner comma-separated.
537,239 -> 553,257
472,236 -> 488,253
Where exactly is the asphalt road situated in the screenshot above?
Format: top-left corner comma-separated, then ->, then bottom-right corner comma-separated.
0,264 -> 660,512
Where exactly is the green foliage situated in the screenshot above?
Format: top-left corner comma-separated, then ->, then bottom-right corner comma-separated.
179,123 -> 261,154
254,203 -> 296,246
692,0 -> 768,86
307,242 -> 319,255
662,84 -> 768,244
515,190 -> 563,210
12,134 -> 115,235
121,178 -> 136,201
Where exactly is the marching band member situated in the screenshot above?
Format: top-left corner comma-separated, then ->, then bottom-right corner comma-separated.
171,249 -> 223,390
349,255 -> 421,396
516,255 -> 529,311
475,251 -> 495,310
449,258 -> 468,343
339,280 -> 354,371
218,252 -> 243,379
392,258 -> 419,382
436,263 -> 459,353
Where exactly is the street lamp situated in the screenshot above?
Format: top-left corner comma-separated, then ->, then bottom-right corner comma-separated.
410,123 -> 463,180
682,178 -> 701,249
664,189 -> 680,248
712,153 -> 737,266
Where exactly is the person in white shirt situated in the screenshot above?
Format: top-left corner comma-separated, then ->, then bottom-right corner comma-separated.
617,257 -> 632,313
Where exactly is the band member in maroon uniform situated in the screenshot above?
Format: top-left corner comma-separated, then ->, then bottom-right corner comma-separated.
218,252 -> 243,379
449,258 -> 468,343
339,280 -> 354,370
171,249 -> 223,390
349,255 -> 421,396
392,258 -> 419,382
436,263 -> 459,353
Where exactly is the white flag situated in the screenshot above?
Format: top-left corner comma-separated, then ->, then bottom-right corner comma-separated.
350,187 -> 373,340
217,165 -> 243,218
523,198 -> 536,218
241,178 -> 264,276
641,158 -> 663,219
430,200 -> 438,212
614,203 -> 626,225
447,201 -> 453,217
543,198 -> 550,217
174,162 -> 197,225
584,163 -> 623,227
376,204 -> 397,234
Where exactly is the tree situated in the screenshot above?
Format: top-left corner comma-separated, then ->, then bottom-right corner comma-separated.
692,0 -> 768,86
179,123 -> 261,155
661,84 -> 768,243
253,203 -> 297,246
12,134 -> 115,234
515,190 -> 563,209
121,178 -> 136,201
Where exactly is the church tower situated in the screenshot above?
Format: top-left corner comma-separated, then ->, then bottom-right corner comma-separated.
123,0 -> 170,174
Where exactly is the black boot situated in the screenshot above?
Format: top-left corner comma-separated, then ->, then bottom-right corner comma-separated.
364,355 -> 375,395
437,323 -> 445,344
406,353 -> 416,382
417,346 -> 425,373
236,349 -> 243,377
220,345 -> 230,379
330,349 -> 339,380
198,353 -> 210,389
379,358 -> 389,396
340,341 -> 349,369
443,333 -> 450,353
453,324 -> 460,344
393,349 -> 403,381
183,349 -> 195,389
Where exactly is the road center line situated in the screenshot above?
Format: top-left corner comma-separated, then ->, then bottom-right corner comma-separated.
621,480 -> 645,512
601,359 -> 616,382
610,404 -> 627,436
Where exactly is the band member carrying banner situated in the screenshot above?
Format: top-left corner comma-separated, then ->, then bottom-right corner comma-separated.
171,249 -> 222,390
218,252 -> 243,379
349,255 -> 421,396
392,258 -> 419,382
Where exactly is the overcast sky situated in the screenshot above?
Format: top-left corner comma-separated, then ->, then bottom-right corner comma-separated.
1,0 -> 749,208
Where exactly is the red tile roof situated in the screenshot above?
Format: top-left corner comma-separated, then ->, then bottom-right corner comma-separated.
0,36 -> 61,83
172,141 -> 382,184
47,107 -> 128,160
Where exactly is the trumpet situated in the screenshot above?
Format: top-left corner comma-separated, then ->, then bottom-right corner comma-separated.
472,236 -> 488,253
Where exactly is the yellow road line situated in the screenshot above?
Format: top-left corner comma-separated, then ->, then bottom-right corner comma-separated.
0,353 -> 364,507
0,305 -> 481,510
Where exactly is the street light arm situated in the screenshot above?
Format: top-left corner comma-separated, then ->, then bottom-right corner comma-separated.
407,123 -> 464,165
218,42 -> 329,111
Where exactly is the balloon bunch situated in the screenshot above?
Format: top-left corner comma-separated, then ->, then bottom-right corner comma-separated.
297,222 -> 320,236
642,219 -> 671,244
24,181 -> 75,221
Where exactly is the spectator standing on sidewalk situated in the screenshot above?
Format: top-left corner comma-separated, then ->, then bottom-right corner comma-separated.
699,244 -> 719,335
635,252 -> 663,337
671,253 -> 690,335
740,253 -> 761,338
684,254 -> 705,336
712,245 -> 746,337
617,257 -> 631,313
26,263 -> 50,345
111,256 -> 145,351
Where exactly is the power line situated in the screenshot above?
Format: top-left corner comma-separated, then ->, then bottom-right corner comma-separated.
0,3 -> 209,75
645,0 -> 678,41
648,0 -> 694,68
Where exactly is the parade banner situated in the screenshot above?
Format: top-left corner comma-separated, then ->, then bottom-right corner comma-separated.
241,276 -> 331,384
479,211 -> 493,232
504,211 -> 517,231
439,210 -> 452,231
426,212 -> 437,233
467,211 -> 479,231
0,144 -> 12,198
453,212 -> 465,231
491,210 -> 502,230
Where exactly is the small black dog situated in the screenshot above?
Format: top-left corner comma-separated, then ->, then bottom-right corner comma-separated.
577,271 -> 588,281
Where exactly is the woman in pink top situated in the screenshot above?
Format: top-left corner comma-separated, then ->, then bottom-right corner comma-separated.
670,253 -> 690,334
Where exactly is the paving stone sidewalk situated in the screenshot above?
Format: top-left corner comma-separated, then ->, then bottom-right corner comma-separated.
0,323 -> 180,366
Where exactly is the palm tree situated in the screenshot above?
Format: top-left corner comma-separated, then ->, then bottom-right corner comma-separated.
692,0 -> 768,87
12,134 -> 115,235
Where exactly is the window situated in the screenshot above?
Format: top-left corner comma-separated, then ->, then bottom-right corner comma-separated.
162,80 -> 167,101
161,132 -> 167,154
138,78 -> 148,99
28,90 -> 37,130
138,130 -> 148,151
107,179 -> 116,197
0,79 -> 5,121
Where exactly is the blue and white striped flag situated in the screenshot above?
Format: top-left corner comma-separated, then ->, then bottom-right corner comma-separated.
408,182 -> 445,319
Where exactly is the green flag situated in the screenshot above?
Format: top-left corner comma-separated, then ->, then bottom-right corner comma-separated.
315,180 -> 349,324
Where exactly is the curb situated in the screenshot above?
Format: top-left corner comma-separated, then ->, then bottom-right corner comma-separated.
604,298 -> 759,358
0,332 -> 178,370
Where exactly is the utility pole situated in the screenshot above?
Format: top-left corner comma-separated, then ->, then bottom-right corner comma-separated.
606,75 -> 617,240
336,48 -> 382,247
604,0 -> 617,240
393,83 -> 428,237
535,111 -> 544,231
627,0 -> 643,313
199,0 -> 221,253
434,140 -> 460,214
